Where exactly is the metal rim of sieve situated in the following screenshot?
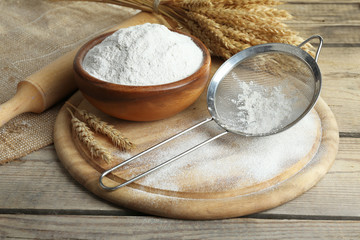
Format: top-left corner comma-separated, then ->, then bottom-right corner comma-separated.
207,35 -> 323,137
99,35 -> 324,191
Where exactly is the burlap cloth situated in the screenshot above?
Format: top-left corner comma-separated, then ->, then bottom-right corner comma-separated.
0,0 -> 137,163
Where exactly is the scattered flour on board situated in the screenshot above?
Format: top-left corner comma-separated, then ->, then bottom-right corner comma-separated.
82,23 -> 203,86
114,110 -> 321,192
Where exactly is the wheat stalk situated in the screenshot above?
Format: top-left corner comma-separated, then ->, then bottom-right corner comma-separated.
67,108 -> 113,163
66,102 -> 135,151
77,110 -> 135,150
59,0 -> 314,59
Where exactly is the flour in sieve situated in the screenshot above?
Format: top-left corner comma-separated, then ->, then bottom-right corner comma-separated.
82,23 -> 203,86
223,72 -> 299,135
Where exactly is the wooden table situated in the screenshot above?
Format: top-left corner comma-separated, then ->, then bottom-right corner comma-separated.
1,1 -> 360,239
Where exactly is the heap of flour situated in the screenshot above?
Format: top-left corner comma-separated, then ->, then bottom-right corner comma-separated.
222,72 -> 299,135
82,23 -> 204,86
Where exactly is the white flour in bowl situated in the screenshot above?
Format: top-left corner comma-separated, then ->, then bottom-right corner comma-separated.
82,23 -> 204,86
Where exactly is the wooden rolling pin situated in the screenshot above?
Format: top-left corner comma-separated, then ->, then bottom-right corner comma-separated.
0,12 -> 165,127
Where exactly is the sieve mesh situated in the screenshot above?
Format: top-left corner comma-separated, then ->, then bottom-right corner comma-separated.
210,51 -> 319,136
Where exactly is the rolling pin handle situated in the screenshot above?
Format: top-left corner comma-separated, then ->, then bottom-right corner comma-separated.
0,81 -> 44,127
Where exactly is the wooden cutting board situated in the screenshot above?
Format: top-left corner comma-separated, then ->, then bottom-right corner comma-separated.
54,91 -> 338,220
53,14 -> 339,220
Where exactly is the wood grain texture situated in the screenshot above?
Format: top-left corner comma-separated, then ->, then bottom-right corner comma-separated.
316,47 -> 360,133
0,138 -> 358,217
286,0 -> 360,2
283,2 -> 360,46
264,137 -> 360,217
283,2 -> 360,25
1,215 -> 360,240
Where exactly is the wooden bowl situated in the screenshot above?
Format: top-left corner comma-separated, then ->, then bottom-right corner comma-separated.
73,30 -> 211,121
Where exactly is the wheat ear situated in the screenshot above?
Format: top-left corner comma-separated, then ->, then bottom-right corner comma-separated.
66,102 -> 135,151
60,0 -> 314,59
67,108 -> 112,163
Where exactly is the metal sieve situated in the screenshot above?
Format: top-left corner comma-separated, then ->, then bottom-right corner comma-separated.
99,35 -> 323,190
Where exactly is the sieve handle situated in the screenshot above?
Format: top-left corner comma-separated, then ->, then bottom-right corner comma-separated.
99,118 -> 228,191
298,35 -> 323,62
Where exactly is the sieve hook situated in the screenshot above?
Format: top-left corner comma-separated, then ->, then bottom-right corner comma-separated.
99,118 -> 228,191
298,35 -> 323,62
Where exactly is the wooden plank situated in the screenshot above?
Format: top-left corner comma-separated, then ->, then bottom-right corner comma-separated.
0,215 -> 359,239
286,0 -> 360,4
317,47 -> 360,133
0,137 -> 359,217
283,2 -> 360,24
287,24 -> 360,46
281,2 -> 360,45
264,138 -> 360,216
0,145 -> 126,214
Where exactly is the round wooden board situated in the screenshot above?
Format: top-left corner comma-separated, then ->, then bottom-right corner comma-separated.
54,89 -> 339,220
